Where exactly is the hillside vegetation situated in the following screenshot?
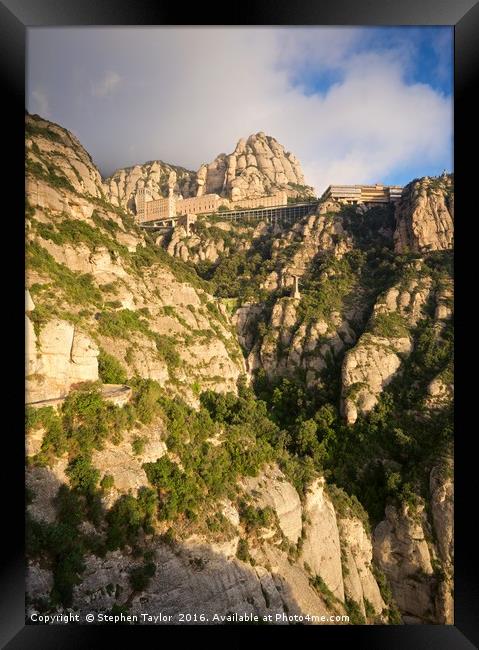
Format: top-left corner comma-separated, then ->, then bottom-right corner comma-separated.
25,113 -> 453,626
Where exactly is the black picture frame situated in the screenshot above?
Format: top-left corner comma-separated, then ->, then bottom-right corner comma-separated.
1,1 -> 476,647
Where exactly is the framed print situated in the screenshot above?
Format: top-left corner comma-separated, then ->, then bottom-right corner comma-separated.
0,0 -> 476,647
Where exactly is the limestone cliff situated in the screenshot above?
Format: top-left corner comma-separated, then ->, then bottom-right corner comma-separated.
25,113 -> 245,405
103,131 -> 315,213
25,113 -> 453,627
26,294 -> 99,403
340,270 -> 433,425
394,174 -> 454,253
196,132 -> 315,201
340,262 -> 453,425
26,443 -> 387,624
373,457 -> 454,624
103,161 -> 197,211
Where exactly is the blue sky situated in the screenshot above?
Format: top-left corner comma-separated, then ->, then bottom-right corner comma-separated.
27,27 -> 453,194
286,27 -> 452,96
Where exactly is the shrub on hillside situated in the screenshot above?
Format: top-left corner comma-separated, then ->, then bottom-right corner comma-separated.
98,349 -> 128,384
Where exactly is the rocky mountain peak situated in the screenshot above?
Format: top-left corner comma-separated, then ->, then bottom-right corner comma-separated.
394,173 -> 454,253
103,131 -> 316,211
197,131 -> 314,202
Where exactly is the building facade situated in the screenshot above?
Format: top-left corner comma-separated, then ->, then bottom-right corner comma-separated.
135,187 -> 289,223
135,188 -> 176,223
175,194 -> 223,216
321,184 -> 403,205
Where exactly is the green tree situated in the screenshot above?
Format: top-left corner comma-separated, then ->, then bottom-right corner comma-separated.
98,349 -> 128,384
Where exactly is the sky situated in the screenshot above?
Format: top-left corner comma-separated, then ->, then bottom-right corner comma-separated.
26,27 -> 453,195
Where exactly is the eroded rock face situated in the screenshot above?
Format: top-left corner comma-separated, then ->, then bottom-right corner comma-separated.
341,334 -> 411,425
92,426 -> 168,507
429,460 -> 454,624
27,450 -> 388,625
300,478 -> 344,602
266,210 -> 354,292
64,539 -> 334,625
197,132 -> 314,201
26,312 -> 99,403
373,458 -> 453,624
338,516 -> 385,618
373,503 -> 435,623
103,132 -> 314,213
233,303 -> 265,354
26,114 -> 104,198
373,464 -> 453,627
394,175 -> 454,253
103,161 -> 197,211
241,465 -> 302,544
26,114 -> 246,403
340,272 -> 433,424
251,297 -> 356,390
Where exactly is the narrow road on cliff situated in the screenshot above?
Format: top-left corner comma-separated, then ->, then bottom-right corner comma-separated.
26,384 -> 132,408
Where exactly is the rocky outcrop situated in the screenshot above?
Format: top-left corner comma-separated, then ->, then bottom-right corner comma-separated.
26,113 -> 104,198
26,434 -> 387,625
92,425 -> 168,507
341,334 -> 412,425
233,303 -> 265,353
341,272 -> 433,424
248,296 -> 356,389
241,465 -> 302,544
373,503 -> 435,623
60,538 -> 336,625
264,208 -> 353,292
104,161 -> 197,211
300,478 -> 344,601
167,224 -> 236,265
424,375 -> 453,410
26,292 -> 99,403
196,132 -> 314,201
338,515 -> 386,619
103,132 -> 314,214
394,175 -> 454,253
26,115 -> 246,404
373,459 -> 453,624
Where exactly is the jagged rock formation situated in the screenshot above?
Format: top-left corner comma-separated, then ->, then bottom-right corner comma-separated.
26,449 -> 387,624
196,132 -> 315,201
240,465 -> 302,545
103,161 -> 197,211
26,114 -> 104,199
340,271 -> 434,425
25,113 -> 453,627
25,114 -> 245,404
263,206 -> 352,292
165,221 -> 252,265
103,131 -> 315,212
247,298 -> 356,388
373,457 -> 454,624
338,515 -> 385,618
299,478 -> 344,601
394,175 -> 454,253
26,290 -> 100,403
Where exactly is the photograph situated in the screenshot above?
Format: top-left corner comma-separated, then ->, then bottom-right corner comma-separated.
24,25 -> 454,627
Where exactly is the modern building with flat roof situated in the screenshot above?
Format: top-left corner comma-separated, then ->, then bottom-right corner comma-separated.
320,183 -> 403,206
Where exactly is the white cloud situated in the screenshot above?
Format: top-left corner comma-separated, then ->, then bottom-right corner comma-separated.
27,28 -> 452,189
113,28 -> 451,194
90,71 -> 121,97
31,89 -> 49,117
